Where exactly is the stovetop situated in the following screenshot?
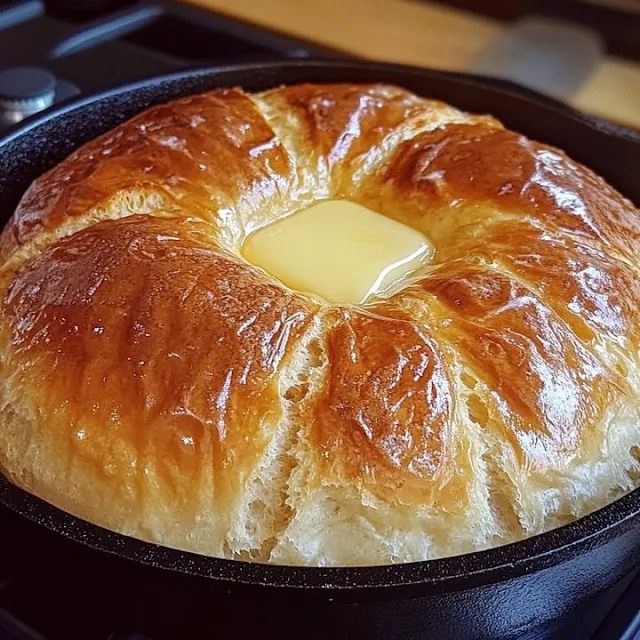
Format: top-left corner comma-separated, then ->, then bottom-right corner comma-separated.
0,0 -> 339,133
0,1 -> 639,638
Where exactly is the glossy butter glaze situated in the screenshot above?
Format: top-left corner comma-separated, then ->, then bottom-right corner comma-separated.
1,215 -> 312,551
312,306 -> 455,495
376,124 -> 640,261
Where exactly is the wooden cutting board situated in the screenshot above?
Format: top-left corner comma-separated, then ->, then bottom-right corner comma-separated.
185,0 -> 640,129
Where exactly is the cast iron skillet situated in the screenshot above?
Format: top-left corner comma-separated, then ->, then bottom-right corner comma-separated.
0,60 -> 639,640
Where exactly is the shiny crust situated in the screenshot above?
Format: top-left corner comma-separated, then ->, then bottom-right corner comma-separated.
0,83 -> 639,566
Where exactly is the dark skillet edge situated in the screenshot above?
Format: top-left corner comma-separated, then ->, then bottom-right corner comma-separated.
1,473 -> 639,597
0,58 -> 639,598
1,58 -> 639,148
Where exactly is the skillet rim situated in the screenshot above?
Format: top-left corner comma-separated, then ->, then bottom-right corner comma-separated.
0,58 -> 639,595
1,59 -> 639,146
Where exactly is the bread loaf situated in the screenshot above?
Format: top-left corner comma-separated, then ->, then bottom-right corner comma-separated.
0,83 -> 638,566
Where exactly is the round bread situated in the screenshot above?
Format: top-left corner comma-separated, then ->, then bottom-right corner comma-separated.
0,83 -> 639,566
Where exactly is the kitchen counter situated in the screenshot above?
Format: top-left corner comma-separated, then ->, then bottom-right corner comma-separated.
186,0 -> 640,129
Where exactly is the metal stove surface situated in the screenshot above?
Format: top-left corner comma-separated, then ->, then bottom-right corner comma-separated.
0,0 -> 337,131
0,1 -> 638,638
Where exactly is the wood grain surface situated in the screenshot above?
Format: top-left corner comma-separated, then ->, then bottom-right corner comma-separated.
185,0 -> 640,128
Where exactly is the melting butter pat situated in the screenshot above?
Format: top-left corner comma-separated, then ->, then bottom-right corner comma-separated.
242,200 -> 433,304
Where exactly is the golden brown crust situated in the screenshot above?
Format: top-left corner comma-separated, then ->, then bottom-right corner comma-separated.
0,83 -> 638,565
415,263 -> 621,467
262,84 -> 429,185
0,88 -> 296,259
442,221 -> 640,348
312,306 -> 453,491
363,123 -> 640,260
383,124 -> 640,256
256,84 -> 497,198
2,215 -> 313,520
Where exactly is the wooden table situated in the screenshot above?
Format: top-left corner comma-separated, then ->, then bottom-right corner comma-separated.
187,0 -> 640,129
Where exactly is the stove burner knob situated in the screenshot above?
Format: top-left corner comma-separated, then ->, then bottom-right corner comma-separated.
0,67 -> 56,123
